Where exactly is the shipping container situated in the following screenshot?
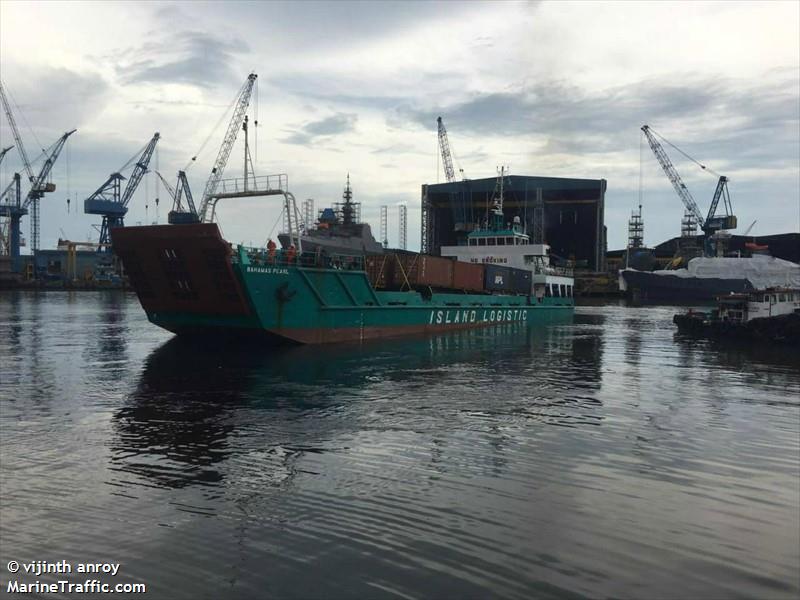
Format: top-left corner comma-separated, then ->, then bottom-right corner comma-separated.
395,254 -> 453,289
451,260 -> 485,292
484,264 -> 513,292
365,254 -> 394,289
509,267 -> 532,294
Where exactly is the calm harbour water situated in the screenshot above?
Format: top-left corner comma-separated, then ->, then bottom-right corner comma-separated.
1,291 -> 798,599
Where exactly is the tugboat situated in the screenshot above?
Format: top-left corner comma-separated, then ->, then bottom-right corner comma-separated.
673,288 -> 800,343
278,175 -> 383,256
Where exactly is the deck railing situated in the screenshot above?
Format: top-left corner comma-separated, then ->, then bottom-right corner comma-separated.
234,246 -> 365,271
531,263 -> 574,277
214,174 -> 288,196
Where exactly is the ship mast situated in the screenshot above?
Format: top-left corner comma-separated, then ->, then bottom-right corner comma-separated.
340,173 -> 355,226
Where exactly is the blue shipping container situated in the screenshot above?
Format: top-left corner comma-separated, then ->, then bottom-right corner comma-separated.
484,265 -> 513,292
509,268 -> 532,294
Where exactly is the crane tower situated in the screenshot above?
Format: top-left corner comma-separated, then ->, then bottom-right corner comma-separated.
641,125 -> 736,255
84,132 -> 160,249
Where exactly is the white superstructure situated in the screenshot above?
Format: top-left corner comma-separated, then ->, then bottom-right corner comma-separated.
718,288 -> 800,322
440,214 -> 574,299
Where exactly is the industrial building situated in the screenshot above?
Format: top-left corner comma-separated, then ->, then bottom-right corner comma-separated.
421,175 -> 607,271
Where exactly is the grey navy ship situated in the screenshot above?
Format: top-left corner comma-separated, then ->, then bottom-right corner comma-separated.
278,175 -> 384,256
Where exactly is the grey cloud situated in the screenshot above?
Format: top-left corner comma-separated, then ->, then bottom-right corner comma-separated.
115,32 -> 248,89
370,142 -> 429,156
283,113 -> 358,145
399,79 -> 720,139
187,1 -> 498,53
396,74 -> 799,174
0,67 -> 109,140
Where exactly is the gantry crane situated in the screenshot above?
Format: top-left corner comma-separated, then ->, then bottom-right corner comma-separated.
157,170 -> 198,224
0,130 -> 75,270
84,132 -> 160,249
641,125 -> 736,255
167,73 -> 257,224
25,129 -> 76,252
1,81 -> 76,254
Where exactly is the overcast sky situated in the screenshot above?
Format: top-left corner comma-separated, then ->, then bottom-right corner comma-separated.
1,0 -> 798,252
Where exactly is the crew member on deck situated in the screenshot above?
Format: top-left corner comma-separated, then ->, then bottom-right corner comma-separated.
267,239 -> 276,263
286,244 -> 296,264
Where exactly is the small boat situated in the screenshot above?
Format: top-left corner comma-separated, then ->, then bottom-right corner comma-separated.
673,287 -> 800,343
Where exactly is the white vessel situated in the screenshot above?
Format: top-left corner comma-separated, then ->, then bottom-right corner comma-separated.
716,288 -> 800,323
439,168 -> 574,301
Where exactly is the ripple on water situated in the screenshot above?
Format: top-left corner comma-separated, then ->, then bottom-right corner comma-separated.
1,296 -> 798,598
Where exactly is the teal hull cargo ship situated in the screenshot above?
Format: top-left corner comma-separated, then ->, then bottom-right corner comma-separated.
112,222 -> 574,345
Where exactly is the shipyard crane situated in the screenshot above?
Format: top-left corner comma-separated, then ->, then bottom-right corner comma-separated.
167,171 -> 199,224
641,125 -> 736,255
155,170 -> 176,199
0,145 -> 13,166
0,82 -> 35,184
84,132 -> 160,249
166,73 -> 257,224
199,73 -> 257,222
23,130 -> 76,252
436,116 -> 463,183
1,81 -> 76,252
158,169 -> 199,223
0,130 -> 74,269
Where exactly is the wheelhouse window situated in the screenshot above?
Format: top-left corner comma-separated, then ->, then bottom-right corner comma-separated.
488,238 -> 496,246
478,238 -> 486,246
497,237 -> 506,246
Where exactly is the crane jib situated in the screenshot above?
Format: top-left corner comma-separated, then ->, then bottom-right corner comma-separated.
641,125 -> 735,242
198,73 -> 258,222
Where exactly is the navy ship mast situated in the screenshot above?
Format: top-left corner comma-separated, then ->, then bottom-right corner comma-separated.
336,173 -> 358,226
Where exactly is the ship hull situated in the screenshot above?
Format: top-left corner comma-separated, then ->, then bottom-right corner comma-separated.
278,231 -> 384,256
620,269 -> 753,302
113,224 -> 573,345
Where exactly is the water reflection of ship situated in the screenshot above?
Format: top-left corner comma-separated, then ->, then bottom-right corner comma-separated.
110,315 -> 577,490
277,175 -> 384,256
82,292 -> 129,379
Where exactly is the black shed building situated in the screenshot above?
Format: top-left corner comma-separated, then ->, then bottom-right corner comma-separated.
421,175 -> 607,270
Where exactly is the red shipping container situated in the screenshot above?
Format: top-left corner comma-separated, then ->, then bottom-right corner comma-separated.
394,254 -> 453,289
365,254 -> 394,289
451,261 -> 485,292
